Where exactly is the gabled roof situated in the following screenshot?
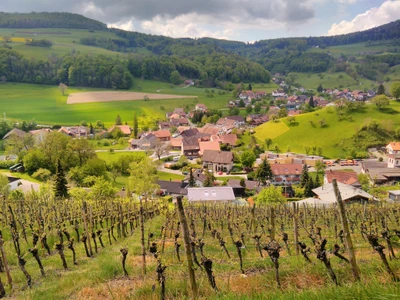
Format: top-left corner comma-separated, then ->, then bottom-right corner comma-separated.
387,142 -> 400,151
311,182 -> 374,203
325,170 -> 360,187
219,134 -> 238,146
199,124 -> 220,135
187,187 -> 235,202
199,141 -> 220,156
108,125 -> 131,135
228,179 -> 259,190
153,130 -> 171,139
3,128 -> 28,140
157,180 -> 188,195
226,115 -> 245,122
170,137 -> 182,147
271,163 -> 302,176
202,150 -> 233,164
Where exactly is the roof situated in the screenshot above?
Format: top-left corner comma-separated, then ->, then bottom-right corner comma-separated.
3,128 -> 28,140
157,180 -> 188,195
226,115 -> 245,122
196,103 -> 207,109
170,137 -> 182,147
312,182 -> 374,203
199,141 -> 220,156
199,124 -> 220,136
216,118 -> 236,128
107,125 -> 131,135
153,130 -> 171,139
325,170 -> 360,186
228,179 -> 260,190
388,190 -> 400,195
187,187 -> 235,202
202,150 -> 233,164
271,163 -> 302,176
219,134 -> 238,146
387,142 -> 400,151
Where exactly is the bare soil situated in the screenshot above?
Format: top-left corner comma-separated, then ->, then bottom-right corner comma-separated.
67,91 -> 197,104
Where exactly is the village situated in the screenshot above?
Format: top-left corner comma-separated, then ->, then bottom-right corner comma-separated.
2,82 -> 398,206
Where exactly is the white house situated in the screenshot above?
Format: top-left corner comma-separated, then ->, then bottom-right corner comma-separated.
386,142 -> 400,155
187,187 -> 236,203
387,154 -> 400,168
272,89 -> 287,97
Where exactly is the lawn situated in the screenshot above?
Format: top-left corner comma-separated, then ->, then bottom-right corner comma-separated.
288,72 -> 376,91
157,171 -> 185,181
254,101 -> 400,158
96,151 -> 146,163
0,80 -> 232,127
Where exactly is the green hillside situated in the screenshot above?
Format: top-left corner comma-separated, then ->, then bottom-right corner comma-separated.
0,28 -> 137,59
0,80 -> 231,127
254,102 -> 400,158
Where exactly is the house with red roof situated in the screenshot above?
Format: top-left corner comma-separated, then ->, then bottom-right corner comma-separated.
324,169 -> 361,188
386,142 -> 400,155
271,163 -> 303,185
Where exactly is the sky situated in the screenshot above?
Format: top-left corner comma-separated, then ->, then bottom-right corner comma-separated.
1,0 -> 400,42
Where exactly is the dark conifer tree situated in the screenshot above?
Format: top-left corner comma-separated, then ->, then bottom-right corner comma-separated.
54,160 -> 68,199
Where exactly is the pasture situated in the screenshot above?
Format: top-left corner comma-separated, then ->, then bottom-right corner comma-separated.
0,28 -> 146,59
0,80 -> 231,127
288,72 -> 376,91
254,101 -> 400,158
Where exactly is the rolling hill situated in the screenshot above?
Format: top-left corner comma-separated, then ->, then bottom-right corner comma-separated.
254,102 -> 400,158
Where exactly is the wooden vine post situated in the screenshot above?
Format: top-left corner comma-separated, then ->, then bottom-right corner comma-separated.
292,202 -> 299,255
139,195 -> 147,276
0,238 -> 12,288
332,179 -> 360,281
176,196 -> 198,299
82,201 -> 93,257
270,207 -> 276,241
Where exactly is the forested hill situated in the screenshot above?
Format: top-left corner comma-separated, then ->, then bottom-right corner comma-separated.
0,12 -> 107,30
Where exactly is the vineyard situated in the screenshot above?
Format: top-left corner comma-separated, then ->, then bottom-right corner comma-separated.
0,195 -> 399,299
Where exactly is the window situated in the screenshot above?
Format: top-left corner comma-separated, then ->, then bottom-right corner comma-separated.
204,191 -> 209,197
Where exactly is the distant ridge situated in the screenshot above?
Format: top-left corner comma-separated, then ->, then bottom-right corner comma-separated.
0,12 -> 107,30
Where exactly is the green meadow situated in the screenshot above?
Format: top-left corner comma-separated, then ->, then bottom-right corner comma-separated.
288,72 -> 376,91
0,80 -> 232,127
0,28 -> 145,59
308,41 -> 399,58
254,101 -> 400,158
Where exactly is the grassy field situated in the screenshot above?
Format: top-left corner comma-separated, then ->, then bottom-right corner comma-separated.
288,72 -> 376,91
254,101 -> 400,158
308,41 -> 399,58
0,28 -> 144,59
0,80 -> 232,127
96,151 -> 146,163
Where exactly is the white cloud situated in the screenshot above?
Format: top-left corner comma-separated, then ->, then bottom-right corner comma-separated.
327,0 -> 400,36
108,20 -> 135,31
141,14 -> 237,39
82,1 -> 104,17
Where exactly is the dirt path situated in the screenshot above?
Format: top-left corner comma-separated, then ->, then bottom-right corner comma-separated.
67,91 -> 197,104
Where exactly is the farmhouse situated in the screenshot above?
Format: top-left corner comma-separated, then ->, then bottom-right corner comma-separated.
58,126 -> 88,138
157,180 -> 188,196
202,150 -> 233,173
153,130 -> 171,141
362,159 -> 400,184
187,187 -> 236,203
324,169 -> 361,188
195,103 -> 207,111
272,89 -> 287,97
2,128 -> 28,140
386,142 -> 400,155
270,163 -> 302,185
108,125 -> 131,136
298,182 -> 375,206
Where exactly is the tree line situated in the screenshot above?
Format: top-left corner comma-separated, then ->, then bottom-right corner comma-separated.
0,12 -> 107,30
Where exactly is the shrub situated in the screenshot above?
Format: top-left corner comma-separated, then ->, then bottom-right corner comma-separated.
0,160 -> 17,169
32,168 -> 52,182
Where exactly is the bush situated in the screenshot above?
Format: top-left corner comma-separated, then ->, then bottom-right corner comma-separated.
32,168 -> 52,182
0,160 -> 17,169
